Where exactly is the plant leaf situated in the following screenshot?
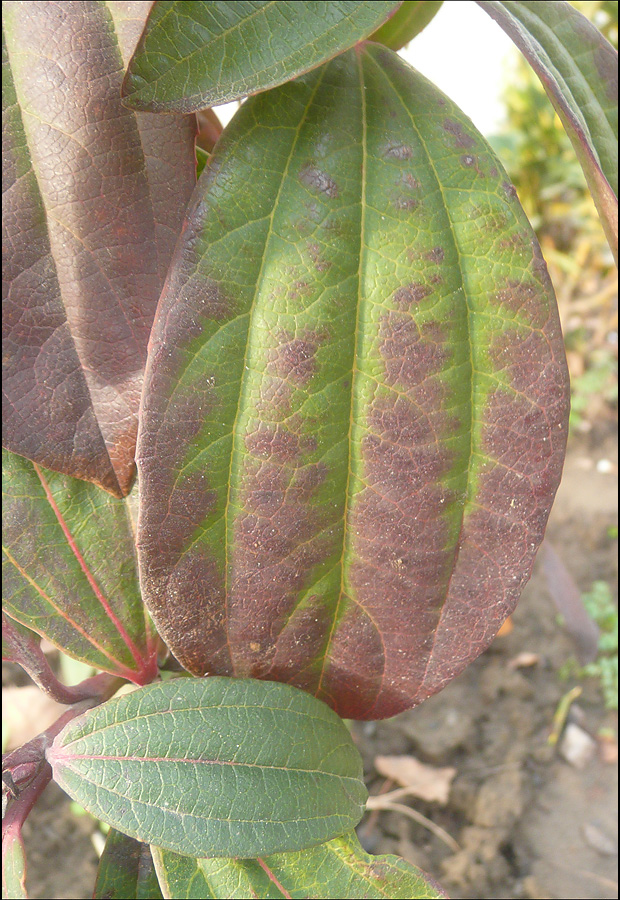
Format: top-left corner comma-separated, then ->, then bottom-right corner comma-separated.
369,0 -> 443,50
2,1 -> 195,497
2,449 -> 157,684
137,45 -> 569,720
47,678 -> 367,859
121,0 -> 402,112
1,829 -> 27,900
477,0 -> 618,262
151,830 -> 447,899
95,829 -> 163,900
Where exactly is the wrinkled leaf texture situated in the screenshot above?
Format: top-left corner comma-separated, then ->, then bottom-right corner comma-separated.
121,0 -> 402,111
137,44 -> 569,720
152,830 -> 447,899
94,829 -> 163,900
2,448 -> 157,684
2,1 -> 196,497
477,0 -> 618,262
370,0 -> 444,51
47,678 -> 367,859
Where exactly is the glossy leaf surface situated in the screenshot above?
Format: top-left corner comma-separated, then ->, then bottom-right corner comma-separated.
95,829 -> 162,900
2,449 -> 156,684
477,0 -> 618,261
370,0 -> 443,50
2,1 -> 195,497
137,45 -> 569,719
152,830 -> 447,899
47,678 -> 367,858
121,0 -> 401,112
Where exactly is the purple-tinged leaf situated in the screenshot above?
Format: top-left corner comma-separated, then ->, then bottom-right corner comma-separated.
137,45 -> 569,719
121,0 -> 403,112
2,2 -> 196,497
477,1 -> 618,262
2,449 -> 157,684
370,0 -> 443,50
152,830 -> 448,899
95,829 -> 162,900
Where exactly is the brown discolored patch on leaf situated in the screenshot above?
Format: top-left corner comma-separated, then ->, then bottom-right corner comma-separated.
270,600 -> 335,692
383,142 -> 413,160
425,246 -> 445,264
245,423 -> 315,463
393,196 -> 419,212
266,330 -> 326,385
443,118 -> 476,149
495,279 -> 550,329
392,283 -> 432,309
502,181 -> 518,199
299,163 -> 339,198
460,154 -> 485,176
380,312 -> 449,388
228,449 -> 337,676
490,328 -> 565,397
307,241 -> 332,272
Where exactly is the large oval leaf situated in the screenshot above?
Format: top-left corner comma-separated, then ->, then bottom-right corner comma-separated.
121,0 -> 402,112
2,1 -> 195,497
477,0 -> 618,262
47,678 -> 367,858
137,45 -> 570,719
152,830 -> 447,899
2,449 -> 156,684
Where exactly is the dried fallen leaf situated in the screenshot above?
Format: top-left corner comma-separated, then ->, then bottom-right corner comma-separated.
374,755 -> 456,805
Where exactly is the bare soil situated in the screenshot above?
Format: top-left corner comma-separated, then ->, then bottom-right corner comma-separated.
6,429 -> 618,900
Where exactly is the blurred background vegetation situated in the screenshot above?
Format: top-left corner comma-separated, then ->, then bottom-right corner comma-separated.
491,0 -> 618,436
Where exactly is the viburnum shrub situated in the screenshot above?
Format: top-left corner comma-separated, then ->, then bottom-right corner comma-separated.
2,2 -> 617,898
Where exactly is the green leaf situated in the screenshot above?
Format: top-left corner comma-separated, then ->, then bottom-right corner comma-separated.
152,830 -> 447,898
369,0 -> 443,50
1,830 -> 27,900
477,0 -> 618,262
137,45 -> 569,720
121,0 -> 402,112
2,449 -> 156,684
95,829 -> 163,900
2,2 -> 195,496
47,678 -> 367,858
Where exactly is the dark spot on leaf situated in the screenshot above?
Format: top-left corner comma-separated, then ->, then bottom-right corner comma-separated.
267,331 -> 326,384
380,312 -> 449,388
495,279 -> 549,328
490,166 -> 498,178
383,142 -> 413,160
307,242 -> 331,272
425,247 -> 445,264
443,118 -> 476,148
392,283 -> 432,309
393,196 -> 419,212
502,181 -> 518,198
299,164 -> 339,198
245,424 -> 306,463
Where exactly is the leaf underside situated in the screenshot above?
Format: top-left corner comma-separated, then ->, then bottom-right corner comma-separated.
121,0 -> 402,111
2,448 -> 156,684
152,830 -> 447,899
477,0 -> 618,261
2,830 -> 27,900
370,0 -> 444,51
137,44 -> 569,720
2,1 -> 196,497
47,678 -> 367,859
94,828 -> 163,900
